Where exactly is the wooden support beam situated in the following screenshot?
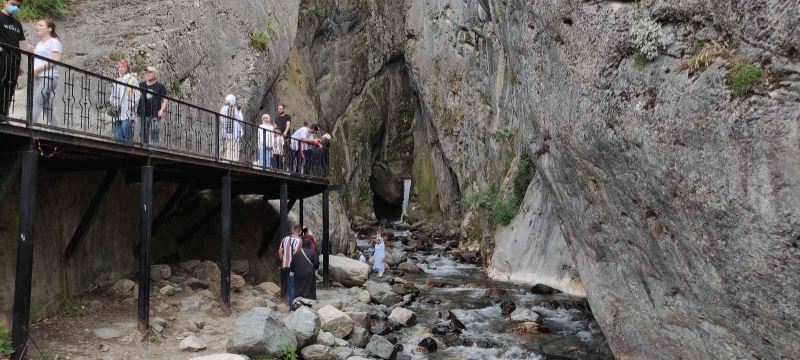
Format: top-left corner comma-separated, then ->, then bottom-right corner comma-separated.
0,154 -> 20,202
151,179 -> 194,235
322,189 -> 330,287
279,182 -> 288,298
137,158 -> 153,335
63,168 -> 119,260
176,203 -> 222,247
11,141 -> 37,360
220,171 -> 231,315
255,198 -> 296,257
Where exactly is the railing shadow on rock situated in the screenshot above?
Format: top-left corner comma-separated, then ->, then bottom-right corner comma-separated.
0,43 -> 328,179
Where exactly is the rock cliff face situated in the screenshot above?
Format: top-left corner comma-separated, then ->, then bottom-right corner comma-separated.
5,0 -> 799,358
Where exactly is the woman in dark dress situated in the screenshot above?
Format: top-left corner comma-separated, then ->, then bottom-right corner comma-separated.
290,237 -> 320,301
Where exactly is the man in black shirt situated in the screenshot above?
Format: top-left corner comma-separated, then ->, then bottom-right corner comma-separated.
0,0 -> 25,120
137,66 -> 168,145
275,104 -> 291,137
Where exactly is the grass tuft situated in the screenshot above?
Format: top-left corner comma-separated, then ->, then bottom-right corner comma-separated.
727,58 -> 762,97
633,51 -> 648,68
678,40 -> 730,75
250,31 -> 270,52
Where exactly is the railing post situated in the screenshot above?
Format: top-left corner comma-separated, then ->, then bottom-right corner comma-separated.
11,139 -> 37,360
137,157 -> 153,335
279,182 -> 288,298
322,189 -> 330,288
25,52 -> 33,126
214,114 -> 220,161
220,171 -> 231,315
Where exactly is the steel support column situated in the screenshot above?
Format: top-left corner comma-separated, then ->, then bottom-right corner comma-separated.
322,189 -> 330,287
220,171 -> 231,315
137,158 -> 153,335
299,198 -> 304,228
11,141 -> 37,360
279,182 -> 288,298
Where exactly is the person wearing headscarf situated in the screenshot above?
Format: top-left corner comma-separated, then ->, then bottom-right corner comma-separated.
219,94 -> 244,162
290,236 -> 320,303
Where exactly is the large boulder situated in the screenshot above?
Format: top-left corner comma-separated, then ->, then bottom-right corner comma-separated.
226,307 -> 297,357
365,281 -> 403,306
397,261 -> 423,274
284,306 -> 320,347
325,256 -> 370,287
317,305 -> 355,338
388,307 -> 416,327
365,335 -> 395,359
347,326 -> 370,348
300,344 -> 333,360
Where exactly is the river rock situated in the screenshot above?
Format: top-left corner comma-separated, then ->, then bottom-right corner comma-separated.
417,337 -> 437,353
180,336 -> 207,352
432,322 -> 462,335
390,283 -> 420,296
230,274 -> 246,291
366,335 -> 395,359
326,256 -> 370,286
226,307 -> 297,357
397,261 -> 422,274
150,264 -> 172,282
506,322 -> 551,335
111,279 -> 136,297
316,331 -> 335,347
345,311 -> 369,328
509,308 -> 541,323
333,347 -> 354,359
500,300 -> 516,316
256,282 -> 281,298
369,320 -> 396,336
357,290 -> 371,303
301,344 -> 333,360
388,307 -> 416,326
188,355 -> 247,360
347,326 -> 370,348
335,337 -> 349,347
365,281 -> 403,306
284,306 -> 320,347
231,260 -> 249,274
318,305 -> 355,338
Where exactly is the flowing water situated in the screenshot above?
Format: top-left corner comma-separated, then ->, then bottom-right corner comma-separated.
357,233 -> 614,360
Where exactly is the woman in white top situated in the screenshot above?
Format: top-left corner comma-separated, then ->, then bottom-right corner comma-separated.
29,20 -> 63,125
257,114 -> 275,168
218,94 -> 244,162
109,60 -> 140,142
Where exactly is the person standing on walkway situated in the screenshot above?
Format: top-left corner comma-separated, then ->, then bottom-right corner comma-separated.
257,114 -> 274,168
0,0 -> 24,120
109,60 -> 139,141
275,104 -> 291,138
29,20 -> 62,125
137,66 -> 167,146
372,227 -> 387,278
278,225 -> 303,304
290,123 -> 318,173
290,237 -> 320,303
218,94 -> 244,162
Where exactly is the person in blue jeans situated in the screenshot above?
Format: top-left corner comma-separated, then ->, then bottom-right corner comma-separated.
137,66 -> 167,146
278,225 -> 303,306
109,60 -> 139,141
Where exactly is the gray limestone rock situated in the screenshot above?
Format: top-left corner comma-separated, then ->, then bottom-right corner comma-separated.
300,344 -> 333,360
317,305 -> 355,339
284,306 -> 320,347
226,307 -> 296,357
365,335 -> 394,359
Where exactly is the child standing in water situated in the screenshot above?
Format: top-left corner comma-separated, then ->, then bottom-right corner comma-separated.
372,228 -> 386,277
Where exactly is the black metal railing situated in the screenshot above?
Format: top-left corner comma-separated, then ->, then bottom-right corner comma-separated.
0,42 -> 329,179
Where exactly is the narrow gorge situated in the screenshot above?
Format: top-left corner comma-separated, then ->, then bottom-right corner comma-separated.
0,0 -> 797,359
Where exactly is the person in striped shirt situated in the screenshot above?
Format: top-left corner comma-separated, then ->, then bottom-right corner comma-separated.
278,225 -> 303,304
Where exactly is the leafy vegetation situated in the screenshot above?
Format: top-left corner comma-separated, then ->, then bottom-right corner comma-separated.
62,298 -> 91,316
727,58 -> 762,97
630,17 -> 662,62
250,31 -> 271,52
1,327 -> 12,358
164,287 -> 177,297
169,80 -> 182,96
253,346 -> 298,360
19,0 -> 70,20
633,51 -> 648,68
462,152 -> 535,225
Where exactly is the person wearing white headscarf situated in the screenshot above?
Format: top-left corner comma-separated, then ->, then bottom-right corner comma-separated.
219,94 -> 244,162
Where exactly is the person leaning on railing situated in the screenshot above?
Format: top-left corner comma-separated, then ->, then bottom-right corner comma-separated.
137,66 -> 167,146
109,60 -> 139,142
28,20 -> 62,125
290,123 -> 319,174
0,0 -> 24,120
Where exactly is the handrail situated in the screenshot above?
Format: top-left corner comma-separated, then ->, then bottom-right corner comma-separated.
0,42 -> 329,179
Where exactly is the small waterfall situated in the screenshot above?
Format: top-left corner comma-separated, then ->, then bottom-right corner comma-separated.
399,179 -> 412,223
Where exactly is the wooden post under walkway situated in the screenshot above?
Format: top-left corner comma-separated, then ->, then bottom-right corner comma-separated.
137,158 -> 153,335
11,140 -> 38,360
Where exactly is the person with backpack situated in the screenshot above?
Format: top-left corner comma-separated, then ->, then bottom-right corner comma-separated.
109,60 -> 139,142
218,94 -> 244,162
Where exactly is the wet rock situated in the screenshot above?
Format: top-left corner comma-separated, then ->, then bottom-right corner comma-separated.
529,284 -> 560,295
369,320 -> 397,336
230,274 -> 246,291
388,307 -> 416,327
456,251 -> 479,264
284,306 -> 320,347
326,255 -> 370,287
111,279 -> 136,297
506,322 -> 551,335
432,322 -> 462,335
301,344 -> 333,360
317,331 -> 336,346
93,328 -> 121,340
231,260 -> 249,274
426,279 -> 458,288
366,335 -> 395,359
226,307 -> 296,357
318,305 -> 355,338
418,296 -> 443,305
510,308 -> 541,323
180,336 -> 207,352
390,283 -> 420,296
484,288 -> 509,297
366,281 -> 403,306
402,293 -> 415,304
440,332 -> 460,347
150,264 -> 172,282
417,337 -> 438,353
500,300 -> 516,316
462,338 -> 501,349
397,261 -> 423,274
347,326 -> 370,348
256,282 -> 281,298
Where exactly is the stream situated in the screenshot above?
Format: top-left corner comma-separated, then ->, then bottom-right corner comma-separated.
355,231 -> 615,360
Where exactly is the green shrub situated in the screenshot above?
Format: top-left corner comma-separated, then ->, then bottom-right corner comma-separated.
633,51 -> 648,68
19,0 -> 70,20
165,287 -> 177,297
62,298 -> 91,316
281,346 -> 298,360
0,327 -> 12,358
462,186 -> 519,225
250,31 -> 270,52
512,152 -> 534,200
168,80 -> 182,96
728,59 -> 762,97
